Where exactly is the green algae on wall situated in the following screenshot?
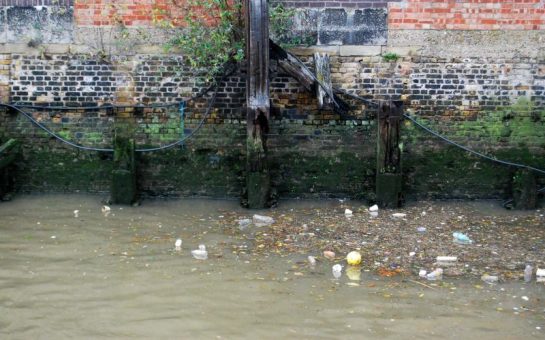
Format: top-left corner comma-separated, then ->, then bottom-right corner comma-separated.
15,149 -> 113,193
402,98 -> 545,199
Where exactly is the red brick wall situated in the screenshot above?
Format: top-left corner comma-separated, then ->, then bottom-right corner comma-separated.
278,0 -> 399,8
74,0 -> 177,26
389,0 -> 545,30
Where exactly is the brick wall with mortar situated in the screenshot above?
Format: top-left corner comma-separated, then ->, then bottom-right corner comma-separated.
389,0 -> 545,30
0,0 -> 544,200
2,49 -> 543,199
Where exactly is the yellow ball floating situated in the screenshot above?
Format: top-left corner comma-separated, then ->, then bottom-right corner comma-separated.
346,251 -> 362,266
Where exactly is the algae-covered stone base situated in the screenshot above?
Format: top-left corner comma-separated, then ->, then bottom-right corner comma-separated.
246,171 -> 271,209
376,173 -> 402,208
111,169 -> 136,205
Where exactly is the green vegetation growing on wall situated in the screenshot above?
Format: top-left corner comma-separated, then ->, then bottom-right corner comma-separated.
159,0 -> 302,80
162,0 -> 245,81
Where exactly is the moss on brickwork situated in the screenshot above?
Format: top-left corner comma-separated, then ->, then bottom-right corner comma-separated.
270,151 -> 375,199
138,147 -> 245,197
452,99 -> 545,147
402,99 -> 545,199
14,149 -> 113,193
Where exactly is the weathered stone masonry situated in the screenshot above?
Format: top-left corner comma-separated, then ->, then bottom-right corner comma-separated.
0,0 -> 544,201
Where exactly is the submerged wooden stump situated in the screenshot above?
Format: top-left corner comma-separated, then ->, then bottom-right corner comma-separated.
512,169 -> 537,210
0,138 -> 19,200
111,121 -> 137,205
376,101 -> 404,208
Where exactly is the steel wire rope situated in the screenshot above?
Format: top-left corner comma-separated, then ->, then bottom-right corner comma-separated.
403,113 -> 545,176
335,91 -> 545,196
1,63 -> 236,153
1,103 -> 115,152
0,89 -> 218,153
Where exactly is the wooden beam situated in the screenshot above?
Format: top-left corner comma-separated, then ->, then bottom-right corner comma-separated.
111,119 -> 137,205
512,169 -> 537,209
376,101 -> 403,208
314,53 -> 333,109
269,40 -> 349,114
244,0 -> 271,208
0,138 -> 19,201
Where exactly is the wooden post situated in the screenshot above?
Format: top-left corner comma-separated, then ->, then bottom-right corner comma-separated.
314,53 -> 332,109
376,101 -> 403,208
0,138 -> 19,201
512,169 -> 537,209
111,117 -> 137,205
244,0 -> 271,208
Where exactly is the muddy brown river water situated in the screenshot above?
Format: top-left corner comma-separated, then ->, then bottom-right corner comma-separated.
1,194 -> 544,339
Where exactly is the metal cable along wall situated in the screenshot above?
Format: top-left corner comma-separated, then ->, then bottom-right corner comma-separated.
334,89 -> 545,197
0,64 -> 236,153
0,65 -> 543,197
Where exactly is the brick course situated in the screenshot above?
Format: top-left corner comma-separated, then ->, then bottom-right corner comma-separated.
278,0 -> 399,9
389,0 -> 545,30
2,51 -> 543,198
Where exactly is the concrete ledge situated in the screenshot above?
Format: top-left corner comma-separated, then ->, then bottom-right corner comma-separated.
0,43 -> 172,56
388,29 -> 545,60
340,45 -> 382,57
288,45 -> 384,57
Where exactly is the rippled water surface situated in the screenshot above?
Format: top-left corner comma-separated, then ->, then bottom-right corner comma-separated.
1,194 -> 544,339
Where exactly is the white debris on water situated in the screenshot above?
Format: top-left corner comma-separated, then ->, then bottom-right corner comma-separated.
253,214 -> 274,227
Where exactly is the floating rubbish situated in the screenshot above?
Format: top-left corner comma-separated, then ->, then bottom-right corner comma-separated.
323,250 -> 335,260
73,210 -> 79,218
521,296 -> 529,301
536,268 -> 545,282
378,267 -> 403,277
175,238 -> 182,250
481,274 -> 499,284
409,252 -> 416,257
392,213 -> 407,219
346,251 -> 362,266
426,268 -> 443,281
50,235 -> 56,239
344,209 -> 353,217
332,264 -> 343,279
419,269 -> 427,278
191,245 -> 208,260
369,205 -> 379,212
238,218 -> 252,229
307,256 -> 316,266
452,232 -> 472,244
436,256 -> 457,265
101,205 -> 111,217
346,266 -> 361,281
524,265 -> 533,283
253,214 -> 274,227
416,226 -> 426,233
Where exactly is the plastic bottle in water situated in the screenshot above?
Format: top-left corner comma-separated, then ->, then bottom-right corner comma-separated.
452,232 -> 472,244
524,265 -> 533,283
426,268 -> 443,281
191,245 -> 208,260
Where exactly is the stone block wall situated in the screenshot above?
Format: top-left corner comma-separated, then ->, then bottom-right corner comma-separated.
270,0 -> 397,45
0,1 -> 74,44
